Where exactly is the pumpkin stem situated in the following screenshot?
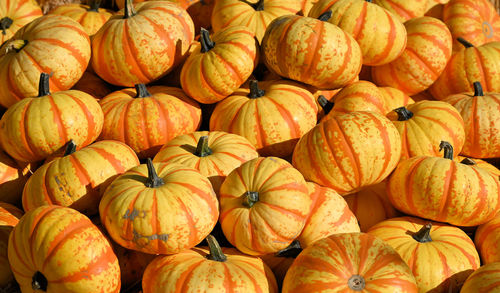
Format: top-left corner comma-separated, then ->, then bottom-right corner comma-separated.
124,0 -> 136,18
200,28 -> 215,53
194,136 -> 213,157
145,158 -> 165,188
473,81 -> 484,97
365,0 -> 372,2
460,158 -> 476,165
64,140 -> 77,156
32,271 -> 48,291
253,0 -> 264,11
393,106 -> 414,121
318,10 -> 332,21
0,17 -> 13,35
439,141 -> 454,160
38,73 -> 51,97
248,80 -> 265,98
3,39 -> 28,54
457,37 -> 474,48
243,191 -> 259,208
134,84 -> 152,98
317,95 -> 334,115
348,275 -> 366,291
412,223 -> 433,243
205,234 -> 228,262
276,240 -> 302,258
88,0 -> 101,11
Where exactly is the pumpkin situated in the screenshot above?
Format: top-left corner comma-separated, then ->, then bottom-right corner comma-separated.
444,81 -> 500,158
0,73 -> 104,163
48,2 -> 114,36
209,79 -> 317,158
367,217 -> 480,293
219,156 -> 311,255
0,202 -> 22,287
186,0 -> 215,35
456,156 -> 500,178
0,14 -> 91,108
0,0 -> 42,45
211,0 -> 303,43
387,141 -> 500,227
142,235 -> 278,292
8,205 -> 120,292
443,0 -> 500,51
297,182 -> 360,248
261,13 -> 362,90
371,0 -> 428,22
461,262 -> 500,293
282,232 -> 418,292
292,111 -> 402,195
428,39 -> 500,101
22,139 -> 140,216
386,100 -> 466,160
475,214 -> 500,264
371,16 -> 452,95
99,159 -> 219,254
71,70 -> 115,99
308,0 -> 407,66
180,26 -> 259,104
153,131 -> 258,194
91,0 -> 195,87
99,84 -> 201,159
379,86 -> 415,113
0,149 -> 30,205
344,180 -> 400,232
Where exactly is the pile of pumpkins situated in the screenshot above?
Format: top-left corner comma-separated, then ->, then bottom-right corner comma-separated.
0,0 -> 499,291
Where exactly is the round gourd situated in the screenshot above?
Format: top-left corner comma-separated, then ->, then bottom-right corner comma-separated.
0,0 -> 42,45
475,215 -> 500,264
48,2 -> 114,36
461,262 -> 500,293
379,86 -> 415,113
372,0 -> 428,22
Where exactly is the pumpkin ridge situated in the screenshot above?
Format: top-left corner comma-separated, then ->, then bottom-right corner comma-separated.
46,96 -> 68,146
461,167 -> 495,223
370,9 -> 397,65
302,20 -> 323,79
69,94 -> 100,147
265,96 -> 301,138
436,238 -> 480,268
251,209 -> 293,243
122,22 -> 155,81
403,47 -> 439,78
34,37 -> 89,73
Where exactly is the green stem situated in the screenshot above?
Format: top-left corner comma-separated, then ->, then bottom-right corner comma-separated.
248,80 -> 265,98
194,136 -> 213,157
145,158 -> 164,188
393,107 -> 414,121
439,141 -> 454,160
32,271 -> 48,291
205,235 -> 227,262
200,28 -> 215,53
64,140 -> 77,156
457,37 -> 474,48
0,17 -> 13,35
243,191 -> 259,208
412,223 -> 433,243
318,10 -> 332,21
473,82 -> 484,97
134,84 -> 152,98
124,0 -> 136,18
38,73 -> 51,97
460,158 -> 476,165
317,95 -> 334,115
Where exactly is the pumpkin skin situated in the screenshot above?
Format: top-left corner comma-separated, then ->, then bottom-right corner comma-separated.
0,0 -> 42,45
0,149 -> 30,205
0,202 -> 22,287
372,0 -> 428,22
48,3 -> 114,36
209,79 -> 317,158
91,1 -> 195,87
8,205 -> 121,292
99,84 -> 201,159
282,232 -> 418,292
386,100 -> 466,160
0,14 -> 91,108
461,262 -> 500,293
219,156 -> 311,255
292,111 -> 402,195
142,235 -> 278,293
475,215 -> 500,264
180,26 -> 259,104
443,0 -> 500,52
261,14 -> 362,90
297,182 -> 360,248
387,142 -> 500,227
371,16 -> 452,96
99,160 -> 219,255
379,86 -> 415,113
428,40 -> 500,101
0,73 -> 104,163
22,140 -> 140,216
444,82 -> 500,158
308,0 -> 407,66
367,217 -> 480,293
153,131 -> 259,194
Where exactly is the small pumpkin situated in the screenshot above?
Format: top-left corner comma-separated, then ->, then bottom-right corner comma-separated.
379,86 -> 415,113
475,214 -> 500,264
0,0 -> 42,45
461,262 -> 500,293
372,0 -> 428,22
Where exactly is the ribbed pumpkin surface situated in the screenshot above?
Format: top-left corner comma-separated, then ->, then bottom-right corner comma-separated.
461,262 -> 500,293
475,215 -> 500,264
372,0 -> 428,22
0,0 -> 42,44
48,3 -> 114,36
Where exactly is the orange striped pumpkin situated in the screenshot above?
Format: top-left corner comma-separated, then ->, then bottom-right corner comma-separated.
282,232 -> 418,292
428,39 -> 500,101
372,0 -> 428,22
0,73 -> 104,163
386,100 -> 466,160
443,0 -> 500,52
0,202 -> 22,287
209,79 -> 317,158
461,262 -> 500,292
48,3 -> 114,36
368,217 -> 480,293
297,182 -> 360,248
475,215 -> 500,264
292,111 -> 402,195
219,156 -> 311,256
8,205 -> 121,292
372,16 -> 452,96
456,156 -> 500,178
0,14 -> 90,108
308,0 -> 407,66
22,140 -> 140,216
0,0 -> 42,45
261,13 -> 362,90
387,141 -> 500,227
379,86 -> 415,113
153,131 -> 259,194
99,159 -> 219,254
180,26 -> 258,104
142,235 -> 278,292
91,0 -> 194,87
99,84 -> 201,159
0,150 -> 30,205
